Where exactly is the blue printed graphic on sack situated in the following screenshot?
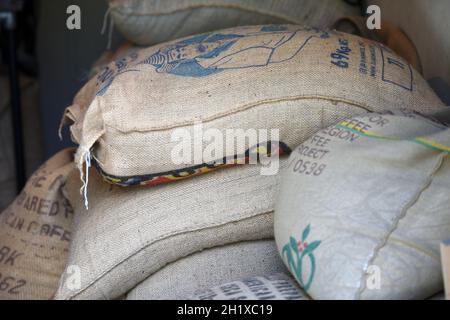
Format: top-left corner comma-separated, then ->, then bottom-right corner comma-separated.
96,25 -> 330,96
141,25 -> 330,77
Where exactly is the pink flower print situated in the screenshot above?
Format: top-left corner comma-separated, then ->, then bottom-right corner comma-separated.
297,241 -> 309,253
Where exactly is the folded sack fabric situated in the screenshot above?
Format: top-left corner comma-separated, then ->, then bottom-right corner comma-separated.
61,25 -> 445,190
126,240 -> 288,300
275,110 -> 450,300
56,159 -> 288,300
0,148 -> 75,300
107,0 -> 360,46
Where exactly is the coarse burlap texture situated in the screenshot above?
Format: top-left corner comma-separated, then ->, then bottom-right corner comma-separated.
107,0 -> 360,46
89,43 -> 140,78
126,240 -> 288,300
61,25 -> 445,185
274,110 -> 450,300
0,148 -> 75,300
189,273 -> 307,300
56,159 -> 288,300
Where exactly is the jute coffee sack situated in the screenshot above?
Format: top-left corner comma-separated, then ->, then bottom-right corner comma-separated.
0,148 -> 75,300
126,240 -> 288,300
61,25 -> 445,189
88,43 -> 140,79
107,0 -> 360,45
274,110 -> 450,300
189,277 -> 445,301
190,283 -> 445,301
333,17 -> 422,73
56,159 -> 288,300
189,273 -> 307,300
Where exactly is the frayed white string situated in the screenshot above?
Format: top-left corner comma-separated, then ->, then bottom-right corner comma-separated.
80,151 -> 91,210
100,7 -> 111,35
100,7 -> 114,51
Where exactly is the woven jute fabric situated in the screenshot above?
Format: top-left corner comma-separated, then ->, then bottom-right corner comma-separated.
108,0 -> 360,45
189,273 -> 308,300
56,159 -> 288,300
126,240 -> 288,300
61,25 -> 445,186
0,148 -> 75,300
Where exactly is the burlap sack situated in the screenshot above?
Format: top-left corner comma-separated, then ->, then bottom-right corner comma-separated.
189,279 -> 445,301
189,273 -> 308,300
126,240 -> 288,300
88,43 -> 140,78
333,17 -> 422,73
442,240 -> 450,300
61,25 -> 445,189
191,276 -> 444,300
56,159 -> 289,300
108,0 -> 360,45
0,148 -> 75,300
274,110 -> 450,299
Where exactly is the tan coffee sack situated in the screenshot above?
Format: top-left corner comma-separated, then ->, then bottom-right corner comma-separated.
442,241 -> 450,300
189,273 -> 308,300
126,240 -> 288,300
108,0 -> 360,45
61,25 -> 445,187
274,110 -> 450,299
0,148 -> 75,300
56,159 -> 289,300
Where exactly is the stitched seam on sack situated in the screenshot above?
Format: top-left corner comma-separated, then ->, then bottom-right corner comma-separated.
355,153 -> 447,300
65,210 -> 274,299
321,226 -> 442,263
111,3 -> 301,24
104,95 -> 373,133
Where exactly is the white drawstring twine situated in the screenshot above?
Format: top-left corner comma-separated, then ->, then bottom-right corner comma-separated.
100,7 -> 114,51
80,151 -> 92,210
100,7 -> 111,35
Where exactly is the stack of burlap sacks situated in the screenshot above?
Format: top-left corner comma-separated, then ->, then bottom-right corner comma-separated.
1,0 -> 449,300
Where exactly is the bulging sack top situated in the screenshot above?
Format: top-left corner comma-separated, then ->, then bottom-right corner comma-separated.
107,0 -> 360,45
61,25 -> 444,188
274,110 -> 450,300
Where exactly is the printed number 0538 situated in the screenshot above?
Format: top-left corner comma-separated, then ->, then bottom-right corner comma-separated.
292,160 -> 326,176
